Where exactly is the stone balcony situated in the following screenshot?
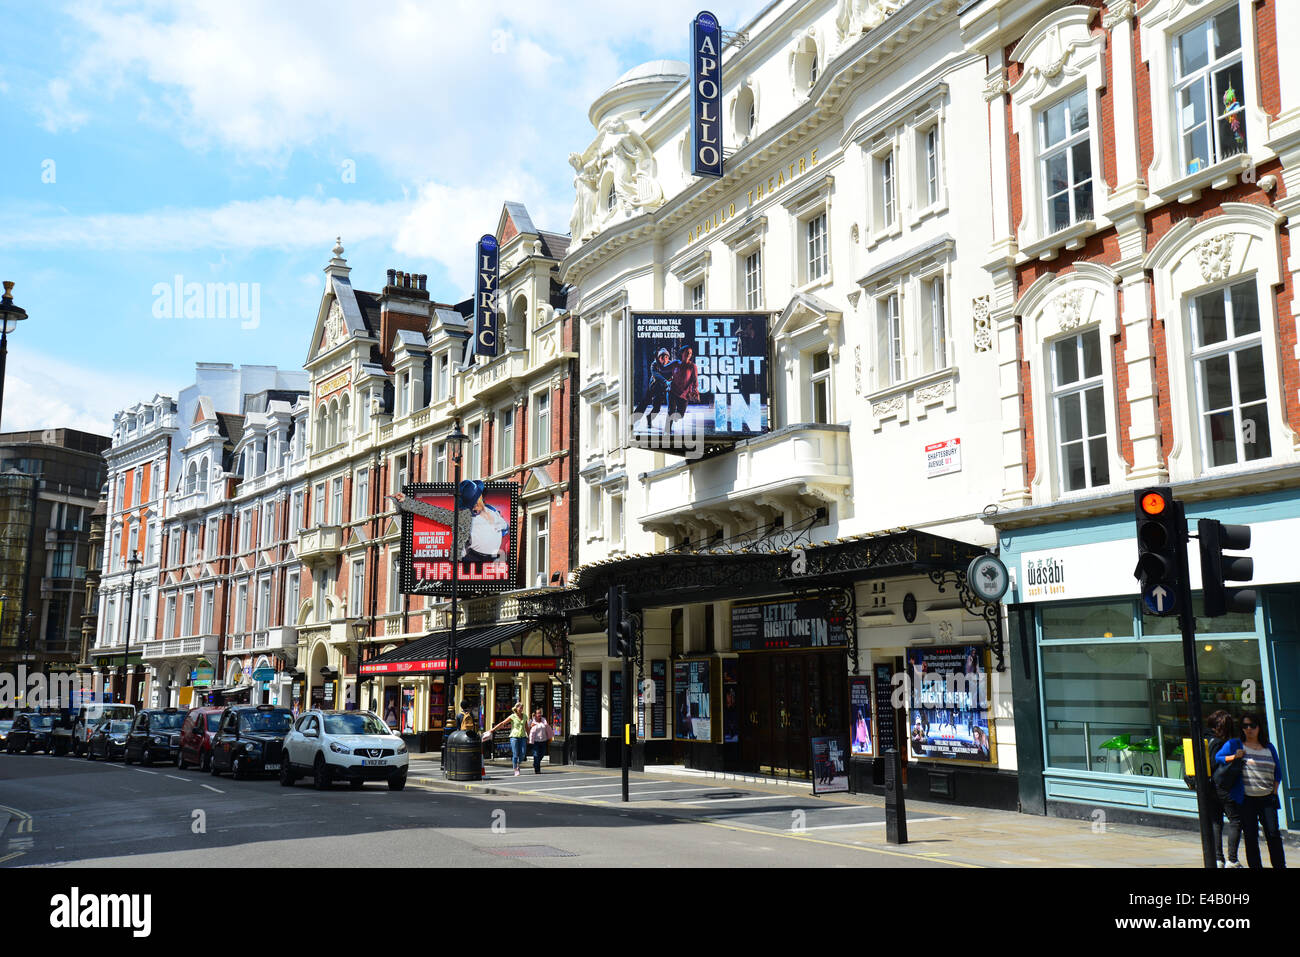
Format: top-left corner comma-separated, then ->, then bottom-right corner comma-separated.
297,525 -> 343,566
227,627 -> 297,653
639,423 -> 852,538
141,634 -> 220,661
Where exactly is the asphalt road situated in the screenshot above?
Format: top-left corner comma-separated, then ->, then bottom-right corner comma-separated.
0,752 -> 958,867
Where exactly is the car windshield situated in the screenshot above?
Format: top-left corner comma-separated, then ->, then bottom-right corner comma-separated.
101,707 -> 134,721
239,710 -> 293,734
102,721 -> 131,734
205,714 -> 221,732
149,713 -> 185,731
27,715 -> 54,729
323,712 -> 391,736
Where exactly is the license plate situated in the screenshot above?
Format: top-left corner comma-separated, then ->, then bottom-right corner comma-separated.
361,759 -> 388,766
264,763 -> 280,771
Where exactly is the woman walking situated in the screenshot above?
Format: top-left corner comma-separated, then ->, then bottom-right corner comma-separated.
1196,710 -> 1238,867
528,708 -> 552,774
487,702 -> 530,776
1216,711 -> 1286,868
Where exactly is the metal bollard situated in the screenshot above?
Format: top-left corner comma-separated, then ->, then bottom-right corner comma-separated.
884,748 -> 908,845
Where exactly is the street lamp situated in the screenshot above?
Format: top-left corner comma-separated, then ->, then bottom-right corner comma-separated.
121,550 -> 143,707
0,281 -> 30,430
444,422 -> 468,742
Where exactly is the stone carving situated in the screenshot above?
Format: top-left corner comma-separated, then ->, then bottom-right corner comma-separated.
1055,288 -> 1085,332
983,68 -> 1008,102
914,378 -> 952,404
1194,233 -> 1235,283
835,0 -> 904,44
854,345 -> 863,395
323,300 -> 346,349
1102,0 -> 1135,30
972,295 -> 993,353
938,619 -> 954,642
569,118 -> 665,244
872,394 -> 905,417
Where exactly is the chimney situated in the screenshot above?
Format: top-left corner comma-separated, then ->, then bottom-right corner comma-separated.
386,269 -> 397,287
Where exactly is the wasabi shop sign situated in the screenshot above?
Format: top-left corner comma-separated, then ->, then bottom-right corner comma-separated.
691,11 -> 723,178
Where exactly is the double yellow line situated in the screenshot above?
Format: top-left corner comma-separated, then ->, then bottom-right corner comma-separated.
0,804 -> 34,865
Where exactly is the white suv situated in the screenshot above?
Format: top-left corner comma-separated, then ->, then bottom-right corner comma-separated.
280,710 -> 409,791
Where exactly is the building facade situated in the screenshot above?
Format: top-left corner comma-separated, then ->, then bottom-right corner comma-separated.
965,0 -> 1299,830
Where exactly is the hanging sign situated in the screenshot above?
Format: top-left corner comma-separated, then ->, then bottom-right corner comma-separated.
474,234 -> 499,360
691,11 -> 723,178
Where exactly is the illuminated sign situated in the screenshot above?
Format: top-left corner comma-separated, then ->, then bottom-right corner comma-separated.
474,234 -> 499,359
691,11 -> 723,178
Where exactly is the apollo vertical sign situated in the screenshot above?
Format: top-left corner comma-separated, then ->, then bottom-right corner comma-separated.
474,233 -> 499,359
691,11 -> 723,178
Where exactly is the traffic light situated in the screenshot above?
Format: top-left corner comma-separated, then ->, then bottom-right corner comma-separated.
1198,519 -> 1255,617
1134,487 -> 1184,616
607,585 -> 635,657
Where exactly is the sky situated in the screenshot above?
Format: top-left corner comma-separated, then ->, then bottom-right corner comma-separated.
0,0 -> 755,435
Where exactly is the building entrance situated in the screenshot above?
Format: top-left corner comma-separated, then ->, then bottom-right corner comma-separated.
738,650 -> 846,778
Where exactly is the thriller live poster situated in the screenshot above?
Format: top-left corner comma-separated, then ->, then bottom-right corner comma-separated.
630,311 -> 770,448
398,481 -> 519,596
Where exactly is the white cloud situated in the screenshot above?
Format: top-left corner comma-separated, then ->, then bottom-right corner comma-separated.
5,348 -> 175,436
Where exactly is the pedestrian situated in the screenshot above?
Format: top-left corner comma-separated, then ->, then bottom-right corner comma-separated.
1191,710 -> 1238,867
487,701 -> 529,776
1215,711 -> 1286,869
527,708 -> 551,774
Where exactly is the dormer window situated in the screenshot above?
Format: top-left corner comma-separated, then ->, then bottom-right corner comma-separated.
606,184 -> 617,212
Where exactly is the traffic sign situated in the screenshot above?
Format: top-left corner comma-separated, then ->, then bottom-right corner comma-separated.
966,554 -> 1009,603
1142,583 -> 1178,616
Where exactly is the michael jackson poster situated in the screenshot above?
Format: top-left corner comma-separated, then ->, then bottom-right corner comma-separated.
395,481 -> 519,596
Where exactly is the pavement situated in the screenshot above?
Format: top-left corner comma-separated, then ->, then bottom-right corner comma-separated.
408,754 -> 1213,868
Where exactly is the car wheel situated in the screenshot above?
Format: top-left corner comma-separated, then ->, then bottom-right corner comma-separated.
209,755 -> 222,776
313,756 -> 332,791
26,741 -> 35,755
388,773 -> 407,792
123,746 -> 134,765
279,761 -> 296,787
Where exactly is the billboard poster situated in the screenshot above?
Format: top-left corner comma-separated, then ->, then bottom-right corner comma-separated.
611,670 -> 625,737
673,659 -> 712,741
551,682 -> 564,738
630,311 -> 769,451
690,11 -> 723,178
730,595 -> 847,651
474,233 -> 499,360
580,670 -> 601,734
873,664 -> 896,751
904,645 -> 994,764
398,481 -> 519,595
811,735 -> 849,794
651,660 -> 668,739
849,676 -> 873,757
722,658 -> 739,744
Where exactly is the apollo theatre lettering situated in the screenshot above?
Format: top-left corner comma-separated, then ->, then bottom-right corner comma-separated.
474,234 -> 499,359
691,11 -> 723,178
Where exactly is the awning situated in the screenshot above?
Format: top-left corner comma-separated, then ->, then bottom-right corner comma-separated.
359,621 -> 557,676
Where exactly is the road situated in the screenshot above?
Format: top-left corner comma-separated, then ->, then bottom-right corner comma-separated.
0,752 -> 961,868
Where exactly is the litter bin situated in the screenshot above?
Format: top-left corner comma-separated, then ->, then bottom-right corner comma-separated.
444,729 -> 483,781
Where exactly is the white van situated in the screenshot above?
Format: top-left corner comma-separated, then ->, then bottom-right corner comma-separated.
73,703 -> 137,756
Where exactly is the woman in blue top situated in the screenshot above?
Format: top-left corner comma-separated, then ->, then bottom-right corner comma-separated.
1215,712 -> 1286,869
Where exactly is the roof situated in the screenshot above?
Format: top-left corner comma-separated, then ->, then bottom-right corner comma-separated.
215,413 -> 244,447
353,289 -> 382,336
360,621 -> 536,674
538,231 -> 571,261
614,59 -> 687,85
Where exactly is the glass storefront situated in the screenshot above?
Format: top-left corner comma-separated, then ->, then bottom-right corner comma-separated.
1040,596 -> 1260,781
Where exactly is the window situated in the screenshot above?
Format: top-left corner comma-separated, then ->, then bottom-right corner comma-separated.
168,528 -> 181,567
805,211 -> 828,283
606,182 -> 616,212
397,373 -> 409,418
1191,281 -> 1269,467
182,592 -> 195,637
290,491 -> 304,536
1052,328 -> 1110,491
239,508 -> 252,552
810,350 -> 831,424
350,558 -> 365,617
52,543 -> 75,578
498,409 -> 514,469
588,485 -> 602,535
330,477 -> 344,525
286,572 -> 301,625
468,424 -> 482,479
205,518 -> 221,559
922,276 -> 948,373
355,468 -> 369,521
257,577 -> 271,630
187,522 -> 201,562
387,552 -> 402,613
1038,88 -> 1092,234
689,281 -> 705,311
134,467 -> 143,504
435,442 -> 447,482
531,512 -> 549,587
201,587 -> 215,635
137,591 -> 151,642
533,394 -> 551,457
591,323 -> 603,376
313,483 -> 325,526
748,100 -> 756,133
261,502 -> 275,546
1173,8 -> 1246,174
874,150 -> 897,232
923,125 -> 940,206
437,354 -> 449,399
877,294 -> 903,386
610,493 -> 624,546
808,55 -> 818,88
590,405 -> 603,451
744,249 -> 763,310
164,595 -> 176,639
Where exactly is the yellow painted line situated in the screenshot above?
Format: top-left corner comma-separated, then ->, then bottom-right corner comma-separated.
0,852 -> 24,865
409,776 -> 977,868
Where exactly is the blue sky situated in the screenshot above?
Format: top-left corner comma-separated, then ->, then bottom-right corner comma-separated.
0,0 -> 753,434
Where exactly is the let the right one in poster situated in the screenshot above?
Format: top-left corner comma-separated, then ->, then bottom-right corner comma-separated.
905,645 -> 995,763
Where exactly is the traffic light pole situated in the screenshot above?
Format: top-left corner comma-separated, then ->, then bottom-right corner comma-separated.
623,622 -> 633,803
1173,502 -> 1218,870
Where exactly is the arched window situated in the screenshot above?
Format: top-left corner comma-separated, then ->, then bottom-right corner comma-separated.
185,462 -> 197,495
606,182 -> 617,211
199,456 -> 209,492
509,295 -> 527,350
340,394 -> 351,439
315,407 -> 327,452
328,399 -> 340,448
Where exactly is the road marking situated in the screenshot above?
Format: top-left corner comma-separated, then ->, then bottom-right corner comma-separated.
133,768 -> 159,775
789,816 -> 959,832
165,775 -> 188,782
584,787 -> 724,802
673,794 -> 792,805
201,784 -> 224,794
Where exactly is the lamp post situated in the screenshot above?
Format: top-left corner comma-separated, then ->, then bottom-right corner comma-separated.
0,281 -> 30,430
444,422 -> 468,742
121,550 -> 142,707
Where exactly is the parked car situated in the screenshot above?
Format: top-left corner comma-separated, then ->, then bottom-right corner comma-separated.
84,719 -> 132,762
176,707 -> 223,771
209,705 -> 294,779
123,708 -> 186,765
280,710 -> 408,791
72,703 -> 136,756
5,713 -> 56,754
0,720 -> 13,751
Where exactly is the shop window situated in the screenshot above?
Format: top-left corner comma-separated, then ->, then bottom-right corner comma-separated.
1173,7 -> 1246,174
1191,281 -> 1269,467
1051,328 -> 1110,492
1040,600 -> 1134,640
1037,87 -> 1092,235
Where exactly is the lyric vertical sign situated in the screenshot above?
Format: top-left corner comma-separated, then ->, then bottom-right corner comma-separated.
474,233 -> 499,360
691,11 -> 723,178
